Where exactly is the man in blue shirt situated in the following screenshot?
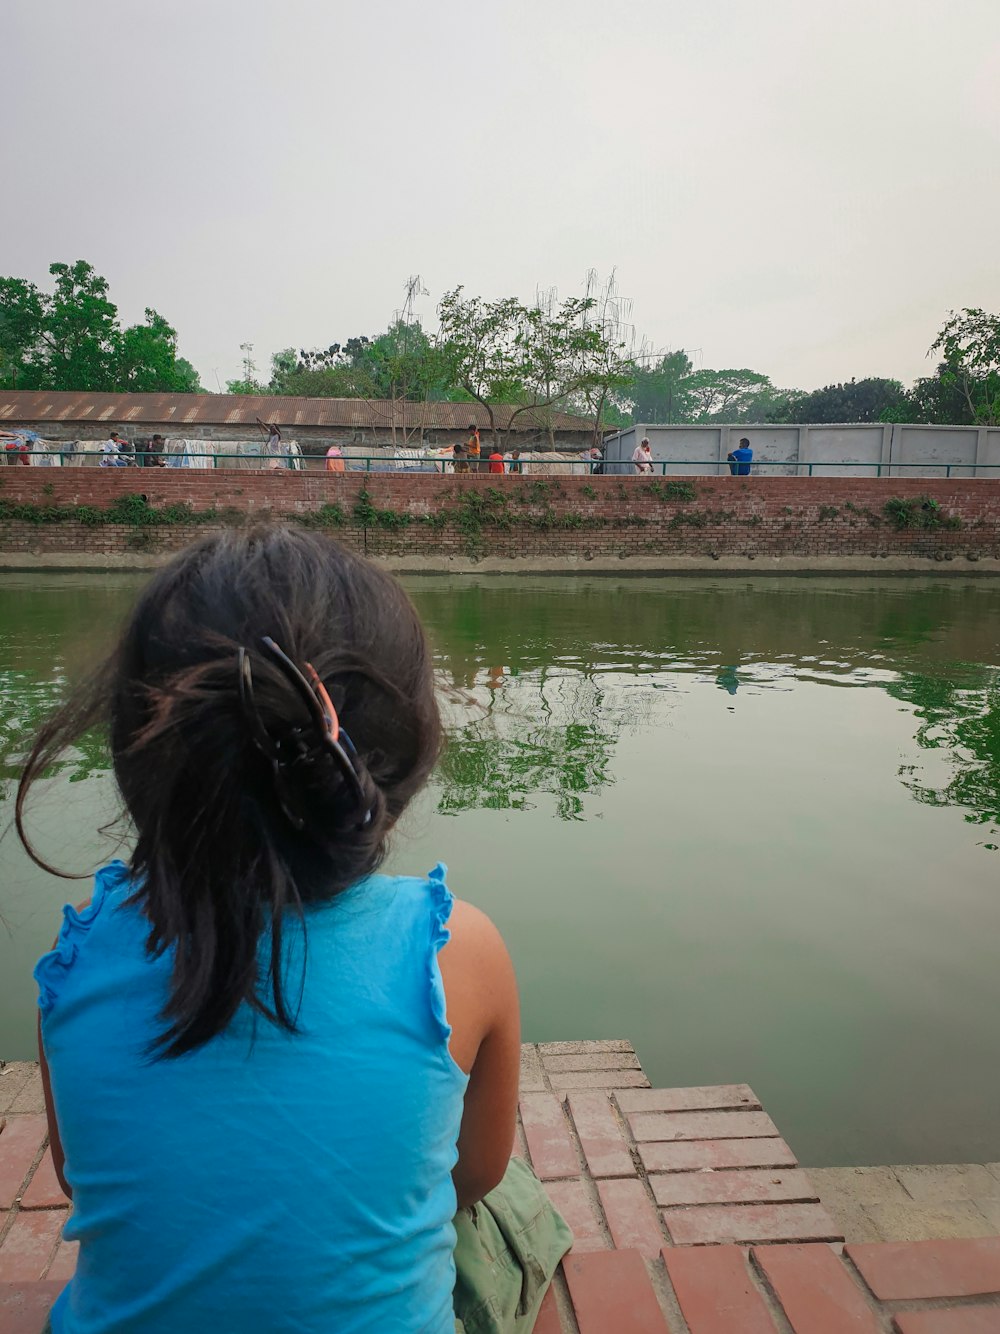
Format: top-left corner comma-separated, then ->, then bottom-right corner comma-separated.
727,437 -> 753,476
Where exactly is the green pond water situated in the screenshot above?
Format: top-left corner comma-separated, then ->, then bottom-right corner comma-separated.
2,572 -> 1000,1168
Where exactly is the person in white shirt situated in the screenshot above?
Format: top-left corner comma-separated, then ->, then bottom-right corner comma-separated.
100,434 -> 124,468
112,431 -> 135,466
632,438 -> 654,474
256,419 -> 289,470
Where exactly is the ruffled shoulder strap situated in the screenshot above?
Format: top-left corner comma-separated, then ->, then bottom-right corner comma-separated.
34,861 -> 132,1015
425,862 -> 456,1046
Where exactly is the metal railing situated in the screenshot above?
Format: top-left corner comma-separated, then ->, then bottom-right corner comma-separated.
605,460 -> 1000,479
4,449 -> 444,472
4,449 -> 999,479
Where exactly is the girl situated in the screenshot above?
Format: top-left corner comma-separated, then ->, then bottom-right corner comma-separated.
21,527 -> 569,1333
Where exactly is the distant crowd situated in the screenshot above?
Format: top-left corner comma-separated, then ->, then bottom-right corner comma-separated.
5,419 -> 757,476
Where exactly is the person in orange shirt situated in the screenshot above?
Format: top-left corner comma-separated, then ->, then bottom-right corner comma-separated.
325,446 -> 345,473
488,452 -> 505,474
466,424 -> 481,472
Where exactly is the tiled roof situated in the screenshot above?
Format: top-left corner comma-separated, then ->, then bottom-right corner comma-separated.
0,392 -> 596,433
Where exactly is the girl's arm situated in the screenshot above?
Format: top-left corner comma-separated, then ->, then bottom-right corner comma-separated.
439,899 -> 520,1209
38,1014 -> 71,1199
37,900 -> 90,1202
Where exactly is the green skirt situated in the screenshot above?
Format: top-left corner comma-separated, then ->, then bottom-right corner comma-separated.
453,1156 -> 573,1334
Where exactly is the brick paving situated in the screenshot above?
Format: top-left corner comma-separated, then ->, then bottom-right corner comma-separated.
2,1046 -> 1000,1332
815,1166 -> 1000,1244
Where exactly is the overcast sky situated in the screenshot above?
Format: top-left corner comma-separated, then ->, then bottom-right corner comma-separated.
6,0 -> 1000,393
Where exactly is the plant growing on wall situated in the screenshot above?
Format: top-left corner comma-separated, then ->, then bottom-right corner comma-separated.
883,496 -> 962,531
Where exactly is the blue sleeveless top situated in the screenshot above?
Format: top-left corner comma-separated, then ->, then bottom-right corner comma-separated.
35,862 -> 469,1334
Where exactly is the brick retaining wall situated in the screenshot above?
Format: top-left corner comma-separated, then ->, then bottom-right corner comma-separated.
2,470 -> 1000,569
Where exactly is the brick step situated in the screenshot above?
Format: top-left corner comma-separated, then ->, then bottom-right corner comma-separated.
552,1242 -> 1000,1333
0,1282 -> 65,1334
517,1064 -> 843,1253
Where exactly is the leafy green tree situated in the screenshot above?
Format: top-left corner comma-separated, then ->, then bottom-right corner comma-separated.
115,310 -> 199,392
267,322 -> 453,405
267,352 -> 362,398
174,358 -> 204,393
782,377 -> 908,424
0,278 -> 44,390
0,261 -> 199,393
904,363 -> 978,425
927,308 -> 1000,426
684,368 -> 797,422
437,286 -> 623,449
361,320 -> 454,402
630,351 -> 696,423
627,358 -> 799,424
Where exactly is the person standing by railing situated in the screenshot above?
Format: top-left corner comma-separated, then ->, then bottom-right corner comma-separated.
255,418 -> 288,470
632,437 -> 654,474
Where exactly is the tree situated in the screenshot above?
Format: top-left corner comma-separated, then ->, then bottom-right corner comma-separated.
782,377 -> 908,424
268,347 -> 367,399
904,363 -> 978,426
0,278 -> 44,390
573,271 -> 643,448
225,342 -> 268,395
684,368 -> 797,422
0,260 -> 199,393
630,350 -> 696,423
437,286 -> 621,450
626,358 -> 799,424
928,308 -> 1000,426
174,358 -> 204,393
267,320 -> 453,406
116,310 -> 202,393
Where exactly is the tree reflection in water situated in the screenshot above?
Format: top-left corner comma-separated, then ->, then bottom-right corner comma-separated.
0,667 -> 111,800
4,576 -> 1000,836
435,668 -> 622,820
888,669 -> 1000,841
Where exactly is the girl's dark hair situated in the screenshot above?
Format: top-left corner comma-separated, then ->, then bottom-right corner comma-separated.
17,527 -> 442,1057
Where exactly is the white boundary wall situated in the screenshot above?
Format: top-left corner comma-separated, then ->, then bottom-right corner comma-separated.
603,423 -> 1000,477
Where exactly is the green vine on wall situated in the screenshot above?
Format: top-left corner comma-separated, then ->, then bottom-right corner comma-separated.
0,493 -> 222,528
352,489 -> 412,530
648,480 -> 697,502
297,502 -> 346,530
5,482 -> 967,560
883,496 -> 963,531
